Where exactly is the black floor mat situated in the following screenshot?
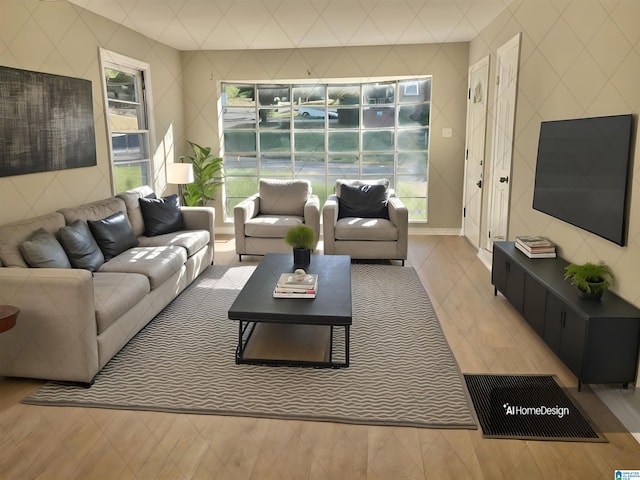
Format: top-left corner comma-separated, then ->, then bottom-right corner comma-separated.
464,374 -> 607,442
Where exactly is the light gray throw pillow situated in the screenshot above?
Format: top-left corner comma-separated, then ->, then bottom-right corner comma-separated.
20,228 -> 71,269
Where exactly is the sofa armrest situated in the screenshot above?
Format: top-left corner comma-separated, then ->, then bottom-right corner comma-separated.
0,268 -> 99,383
304,195 -> 321,250
388,196 -> 409,258
181,206 -> 215,234
321,194 -> 339,255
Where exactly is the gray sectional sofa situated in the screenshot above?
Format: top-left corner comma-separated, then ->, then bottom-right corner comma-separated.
0,185 -> 215,385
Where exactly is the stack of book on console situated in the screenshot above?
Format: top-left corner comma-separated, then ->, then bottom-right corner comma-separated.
515,236 -> 556,258
273,272 -> 318,298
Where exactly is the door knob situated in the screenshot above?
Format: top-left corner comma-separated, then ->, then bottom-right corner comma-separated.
476,180 -> 482,188
499,176 -> 509,183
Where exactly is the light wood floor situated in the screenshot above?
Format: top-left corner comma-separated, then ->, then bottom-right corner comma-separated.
2,235 -> 639,479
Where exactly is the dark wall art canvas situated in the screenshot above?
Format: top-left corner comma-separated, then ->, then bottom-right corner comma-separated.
0,66 -> 97,177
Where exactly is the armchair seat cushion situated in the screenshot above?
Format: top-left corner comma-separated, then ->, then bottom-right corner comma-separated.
245,215 -> 304,238
335,217 -> 398,241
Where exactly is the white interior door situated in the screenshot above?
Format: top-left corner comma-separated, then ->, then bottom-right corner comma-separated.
462,56 -> 490,250
487,33 -> 521,251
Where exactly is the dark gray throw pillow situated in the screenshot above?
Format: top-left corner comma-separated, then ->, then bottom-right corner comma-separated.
20,228 -> 71,269
139,194 -> 185,236
338,183 -> 389,220
58,220 -> 105,271
87,211 -> 138,261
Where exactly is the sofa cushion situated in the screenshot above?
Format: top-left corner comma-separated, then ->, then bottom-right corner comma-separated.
116,185 -> 155,237
93,272 -> 150,334
245,215 -> 304,238
97,246 -> 187,289
137,230 -> 210,257
58,220 -> 105,271
139,194 -> 185,236
0,212 -> 66,268
338,183 -> 389,220
259,179 -> 310,216
88,211 -> 139,261
335,217 -> 398,241
20,228 -> 71,268
58,196 -> 128,224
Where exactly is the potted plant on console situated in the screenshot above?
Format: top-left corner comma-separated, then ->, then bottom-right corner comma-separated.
563,262 -> 614,300
285,225 -> 315,269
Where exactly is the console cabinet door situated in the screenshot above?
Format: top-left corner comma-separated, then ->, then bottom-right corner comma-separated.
544,294 -> 586,377
523,276 -> 546,336
492,246 -> 525,313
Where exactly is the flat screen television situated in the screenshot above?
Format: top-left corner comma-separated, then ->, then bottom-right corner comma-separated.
532,114 -> 634,246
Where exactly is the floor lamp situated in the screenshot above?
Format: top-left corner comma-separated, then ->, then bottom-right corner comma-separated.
166,163 -> 194,205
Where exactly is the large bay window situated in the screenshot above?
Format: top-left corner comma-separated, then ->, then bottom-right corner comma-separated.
222,79 -> 431,222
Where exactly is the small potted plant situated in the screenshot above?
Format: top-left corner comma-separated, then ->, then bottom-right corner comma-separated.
563,262 -> 613,300
285,225 -> 315,268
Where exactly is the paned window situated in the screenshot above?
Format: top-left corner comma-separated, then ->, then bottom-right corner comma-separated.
222,79 -> 431,221
100,50 -> 153,193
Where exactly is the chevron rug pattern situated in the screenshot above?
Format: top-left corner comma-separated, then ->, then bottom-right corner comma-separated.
23,264 -> 476,429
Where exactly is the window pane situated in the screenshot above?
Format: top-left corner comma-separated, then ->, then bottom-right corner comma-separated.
398,151 -> 428,175
260,131 -> 290,152
328,85 -> 360,105
295,131 -> 325,153
363,107 -> 395,128
398,104 -> 430,127
362,153 -> 394,176
223,84 -> 255,107
223,107 -> 256,129
225,131 -> 256,152
328,154 -> 358,176
398,128 -> 429,151
363,130 -> 394,151
111,133 -> 148,162
397,175 -> 428,221
333,107 -> 359,128
294,154 -> 324,176
258,108 -> 290,130
105,69 -> 139,102
328,131 -> 358,152
260,154 -> 292,175
398,79 -> 431,103
258,85 -> 289,106
292,85 -> 324,105
224,154 -> 257,176
113,162 -> 149,193
363,82 -> 394,105
108,101 -> 141,131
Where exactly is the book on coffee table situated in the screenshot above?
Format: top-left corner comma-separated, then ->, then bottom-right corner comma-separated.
273,272 -> 318,298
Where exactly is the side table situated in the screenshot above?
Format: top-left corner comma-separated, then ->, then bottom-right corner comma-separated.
0,305 -> 19,333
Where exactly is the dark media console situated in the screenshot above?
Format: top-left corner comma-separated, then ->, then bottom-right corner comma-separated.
491,241 -> 640,391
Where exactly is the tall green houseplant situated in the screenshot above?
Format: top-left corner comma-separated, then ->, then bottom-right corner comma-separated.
179,141 -> 224,207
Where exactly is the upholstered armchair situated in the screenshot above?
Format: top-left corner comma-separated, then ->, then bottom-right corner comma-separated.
322,179 -> 408,265
234,179 -> 320,261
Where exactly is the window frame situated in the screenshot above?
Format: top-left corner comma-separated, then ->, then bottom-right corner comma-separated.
221,79 -> 431,223
99,48 -> 156,194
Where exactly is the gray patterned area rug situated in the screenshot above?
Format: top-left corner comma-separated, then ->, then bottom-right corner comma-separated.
23,264 -> 477,429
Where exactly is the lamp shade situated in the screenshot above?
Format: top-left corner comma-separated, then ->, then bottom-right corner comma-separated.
166,163 -> 194,184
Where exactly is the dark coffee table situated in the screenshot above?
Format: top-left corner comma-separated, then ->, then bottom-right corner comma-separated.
228,253 -> 352,368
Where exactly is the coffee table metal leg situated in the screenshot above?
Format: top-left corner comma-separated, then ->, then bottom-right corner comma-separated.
329,325 -> 334,363
345,325 -> 350,367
